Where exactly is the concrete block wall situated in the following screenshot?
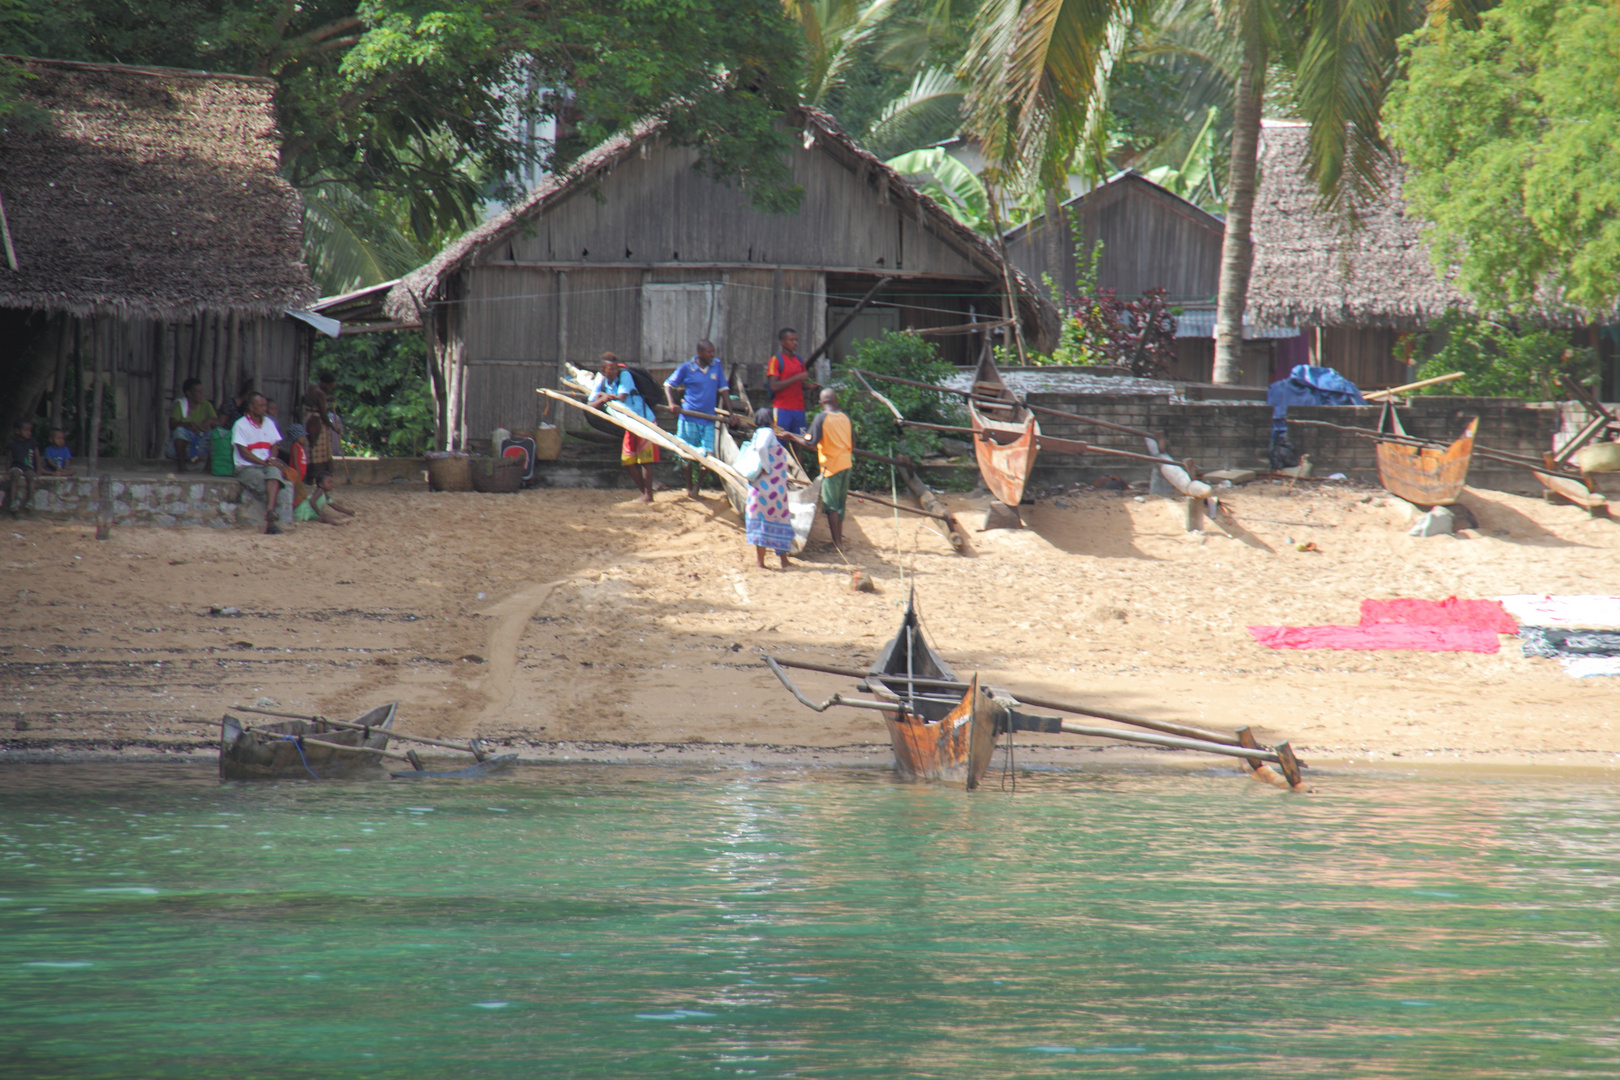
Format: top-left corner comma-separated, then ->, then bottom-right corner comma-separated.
1021,394 -> 1562,494
24,475 -> 247,528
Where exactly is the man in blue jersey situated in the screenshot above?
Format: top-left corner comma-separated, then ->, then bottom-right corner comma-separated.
663,339 -> 732,498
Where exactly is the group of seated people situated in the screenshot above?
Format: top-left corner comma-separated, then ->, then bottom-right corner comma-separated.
3,372 -> 357,534
6,418 -> 72,516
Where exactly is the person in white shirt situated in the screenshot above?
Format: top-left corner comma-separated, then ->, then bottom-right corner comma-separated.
232,392 -> 292,534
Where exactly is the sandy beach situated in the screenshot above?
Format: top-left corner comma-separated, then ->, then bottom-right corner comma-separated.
3,476 -> 1617,772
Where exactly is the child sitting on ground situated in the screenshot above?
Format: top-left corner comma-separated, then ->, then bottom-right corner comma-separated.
294,470 -> 357,526
42,429 -> 74,476
7,419 -> 41,516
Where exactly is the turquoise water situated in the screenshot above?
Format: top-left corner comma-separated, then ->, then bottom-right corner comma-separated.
2,763 -> 1618,1079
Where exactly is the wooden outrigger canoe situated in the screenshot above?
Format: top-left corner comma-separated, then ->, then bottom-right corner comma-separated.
761,599 -> 998,789
220,703 -> 396,780
864,599 -> 998,789
966,353 -> 1039,507
1374,402 -> 1478,506
552,366 -> 823,553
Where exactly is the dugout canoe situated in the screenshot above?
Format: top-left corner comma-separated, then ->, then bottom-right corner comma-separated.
1375,402 -> 1478,506
219,703 -> 396,781
966,353 -> 1039,507
866,599 -> 998,790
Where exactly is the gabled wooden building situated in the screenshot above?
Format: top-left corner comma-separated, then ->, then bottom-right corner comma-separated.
0,58 -> 318,456
385,108 -> 1056,448
1003,170 -> 1289,385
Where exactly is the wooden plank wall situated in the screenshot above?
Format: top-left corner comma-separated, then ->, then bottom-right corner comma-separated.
49,312 -> 306,459
1310,326 -> 1412,390
1007,179 -> 1223,305
457,264 -> 827,439
499,144 -> 985,278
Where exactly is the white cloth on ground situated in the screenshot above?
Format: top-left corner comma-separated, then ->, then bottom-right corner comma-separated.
1495,595 -> 1620,628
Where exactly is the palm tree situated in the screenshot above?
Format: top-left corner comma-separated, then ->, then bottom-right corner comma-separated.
961,0 -> 1154,331
963,0 -> 1430,382
1207,0 -> 1426,382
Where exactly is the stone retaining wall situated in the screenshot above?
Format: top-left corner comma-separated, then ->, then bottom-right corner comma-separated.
1023,394 -> 1563,494
22,475 -> 255,528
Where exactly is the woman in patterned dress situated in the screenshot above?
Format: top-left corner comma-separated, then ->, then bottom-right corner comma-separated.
745,408 -> 794,570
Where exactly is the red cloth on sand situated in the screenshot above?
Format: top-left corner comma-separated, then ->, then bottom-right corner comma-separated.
1358,596 -> 1517,633
1247,625 -> 1501,652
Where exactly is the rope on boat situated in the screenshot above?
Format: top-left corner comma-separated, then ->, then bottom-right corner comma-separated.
278,735 -> 320,779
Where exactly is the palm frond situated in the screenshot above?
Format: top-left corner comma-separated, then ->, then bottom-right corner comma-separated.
863,66 -> 967,158
963,0 -> 1150,190
886,147 -> 993,230
300,179 -> 430,296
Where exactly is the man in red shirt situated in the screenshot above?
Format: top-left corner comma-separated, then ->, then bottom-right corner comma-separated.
765,328 -> 812,436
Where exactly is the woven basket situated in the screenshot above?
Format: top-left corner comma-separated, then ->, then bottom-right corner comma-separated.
533,424 -> 563,461
471,456 -> 525,493
427,455 -> 474,492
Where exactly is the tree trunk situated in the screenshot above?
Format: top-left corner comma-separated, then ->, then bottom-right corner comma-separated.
1212,33 -> 1267,386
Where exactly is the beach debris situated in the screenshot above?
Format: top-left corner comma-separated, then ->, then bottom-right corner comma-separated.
850,569 -> 877,593
252,696 -> 279,708
1408,506 -> 1455,537
210,605 -> 239,616
1204,468 -> 1256,484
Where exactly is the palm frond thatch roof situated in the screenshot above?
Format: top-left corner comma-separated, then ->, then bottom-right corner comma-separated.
1246,121 -> 1467,330
0,57 -> 315,319
383,106 -> 1057,340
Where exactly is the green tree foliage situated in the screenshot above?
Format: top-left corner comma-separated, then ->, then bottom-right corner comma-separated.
1385,0 -> 1620,316
315,331 -> 437,457
2,0 -> 804,287
884,147 -> 990,231
830,331 -> 965,489
1413,312 -> 1599,401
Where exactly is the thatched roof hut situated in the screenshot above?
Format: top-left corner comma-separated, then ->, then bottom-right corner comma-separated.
0,58 -> 318,457
0,57 -> 314,318
1246,121 -> 1466,331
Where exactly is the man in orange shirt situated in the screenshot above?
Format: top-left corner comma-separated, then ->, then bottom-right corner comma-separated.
765,328 -> 812,436
786,387 -> 854,547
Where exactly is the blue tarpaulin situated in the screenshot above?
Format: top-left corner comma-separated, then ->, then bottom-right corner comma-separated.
1268,365 -> 1366,419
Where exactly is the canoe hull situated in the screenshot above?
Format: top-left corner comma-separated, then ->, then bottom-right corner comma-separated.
219,703 -> 396,781
1375,417 -> 1478,506
881,675 -> 997,790
868,598 -> 997,790
969,401 -> 1039,508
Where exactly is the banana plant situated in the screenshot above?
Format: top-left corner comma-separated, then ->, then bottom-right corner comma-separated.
884,147 -> 993,233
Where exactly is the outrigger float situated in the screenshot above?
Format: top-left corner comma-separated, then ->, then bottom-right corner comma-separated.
764,595 -> 1307,791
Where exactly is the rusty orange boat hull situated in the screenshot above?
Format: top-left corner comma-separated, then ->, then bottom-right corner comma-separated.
969,402 -> 1039,508
880,675 -> 997,789
868,598 -> 998,790
1376,416 -> 1478,506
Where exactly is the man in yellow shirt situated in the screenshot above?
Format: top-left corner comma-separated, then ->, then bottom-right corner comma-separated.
787,387 -> 854,547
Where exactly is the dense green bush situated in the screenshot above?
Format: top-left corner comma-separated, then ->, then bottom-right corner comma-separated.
1414,312 -> 1599,400
313,331 -> 437,457
828,330 -> 966,490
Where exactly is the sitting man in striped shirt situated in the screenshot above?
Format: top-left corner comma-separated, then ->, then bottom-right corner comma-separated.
232,392 -> 293,534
